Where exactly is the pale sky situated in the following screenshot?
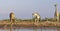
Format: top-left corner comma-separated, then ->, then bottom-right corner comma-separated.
0,0 -> 60,20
